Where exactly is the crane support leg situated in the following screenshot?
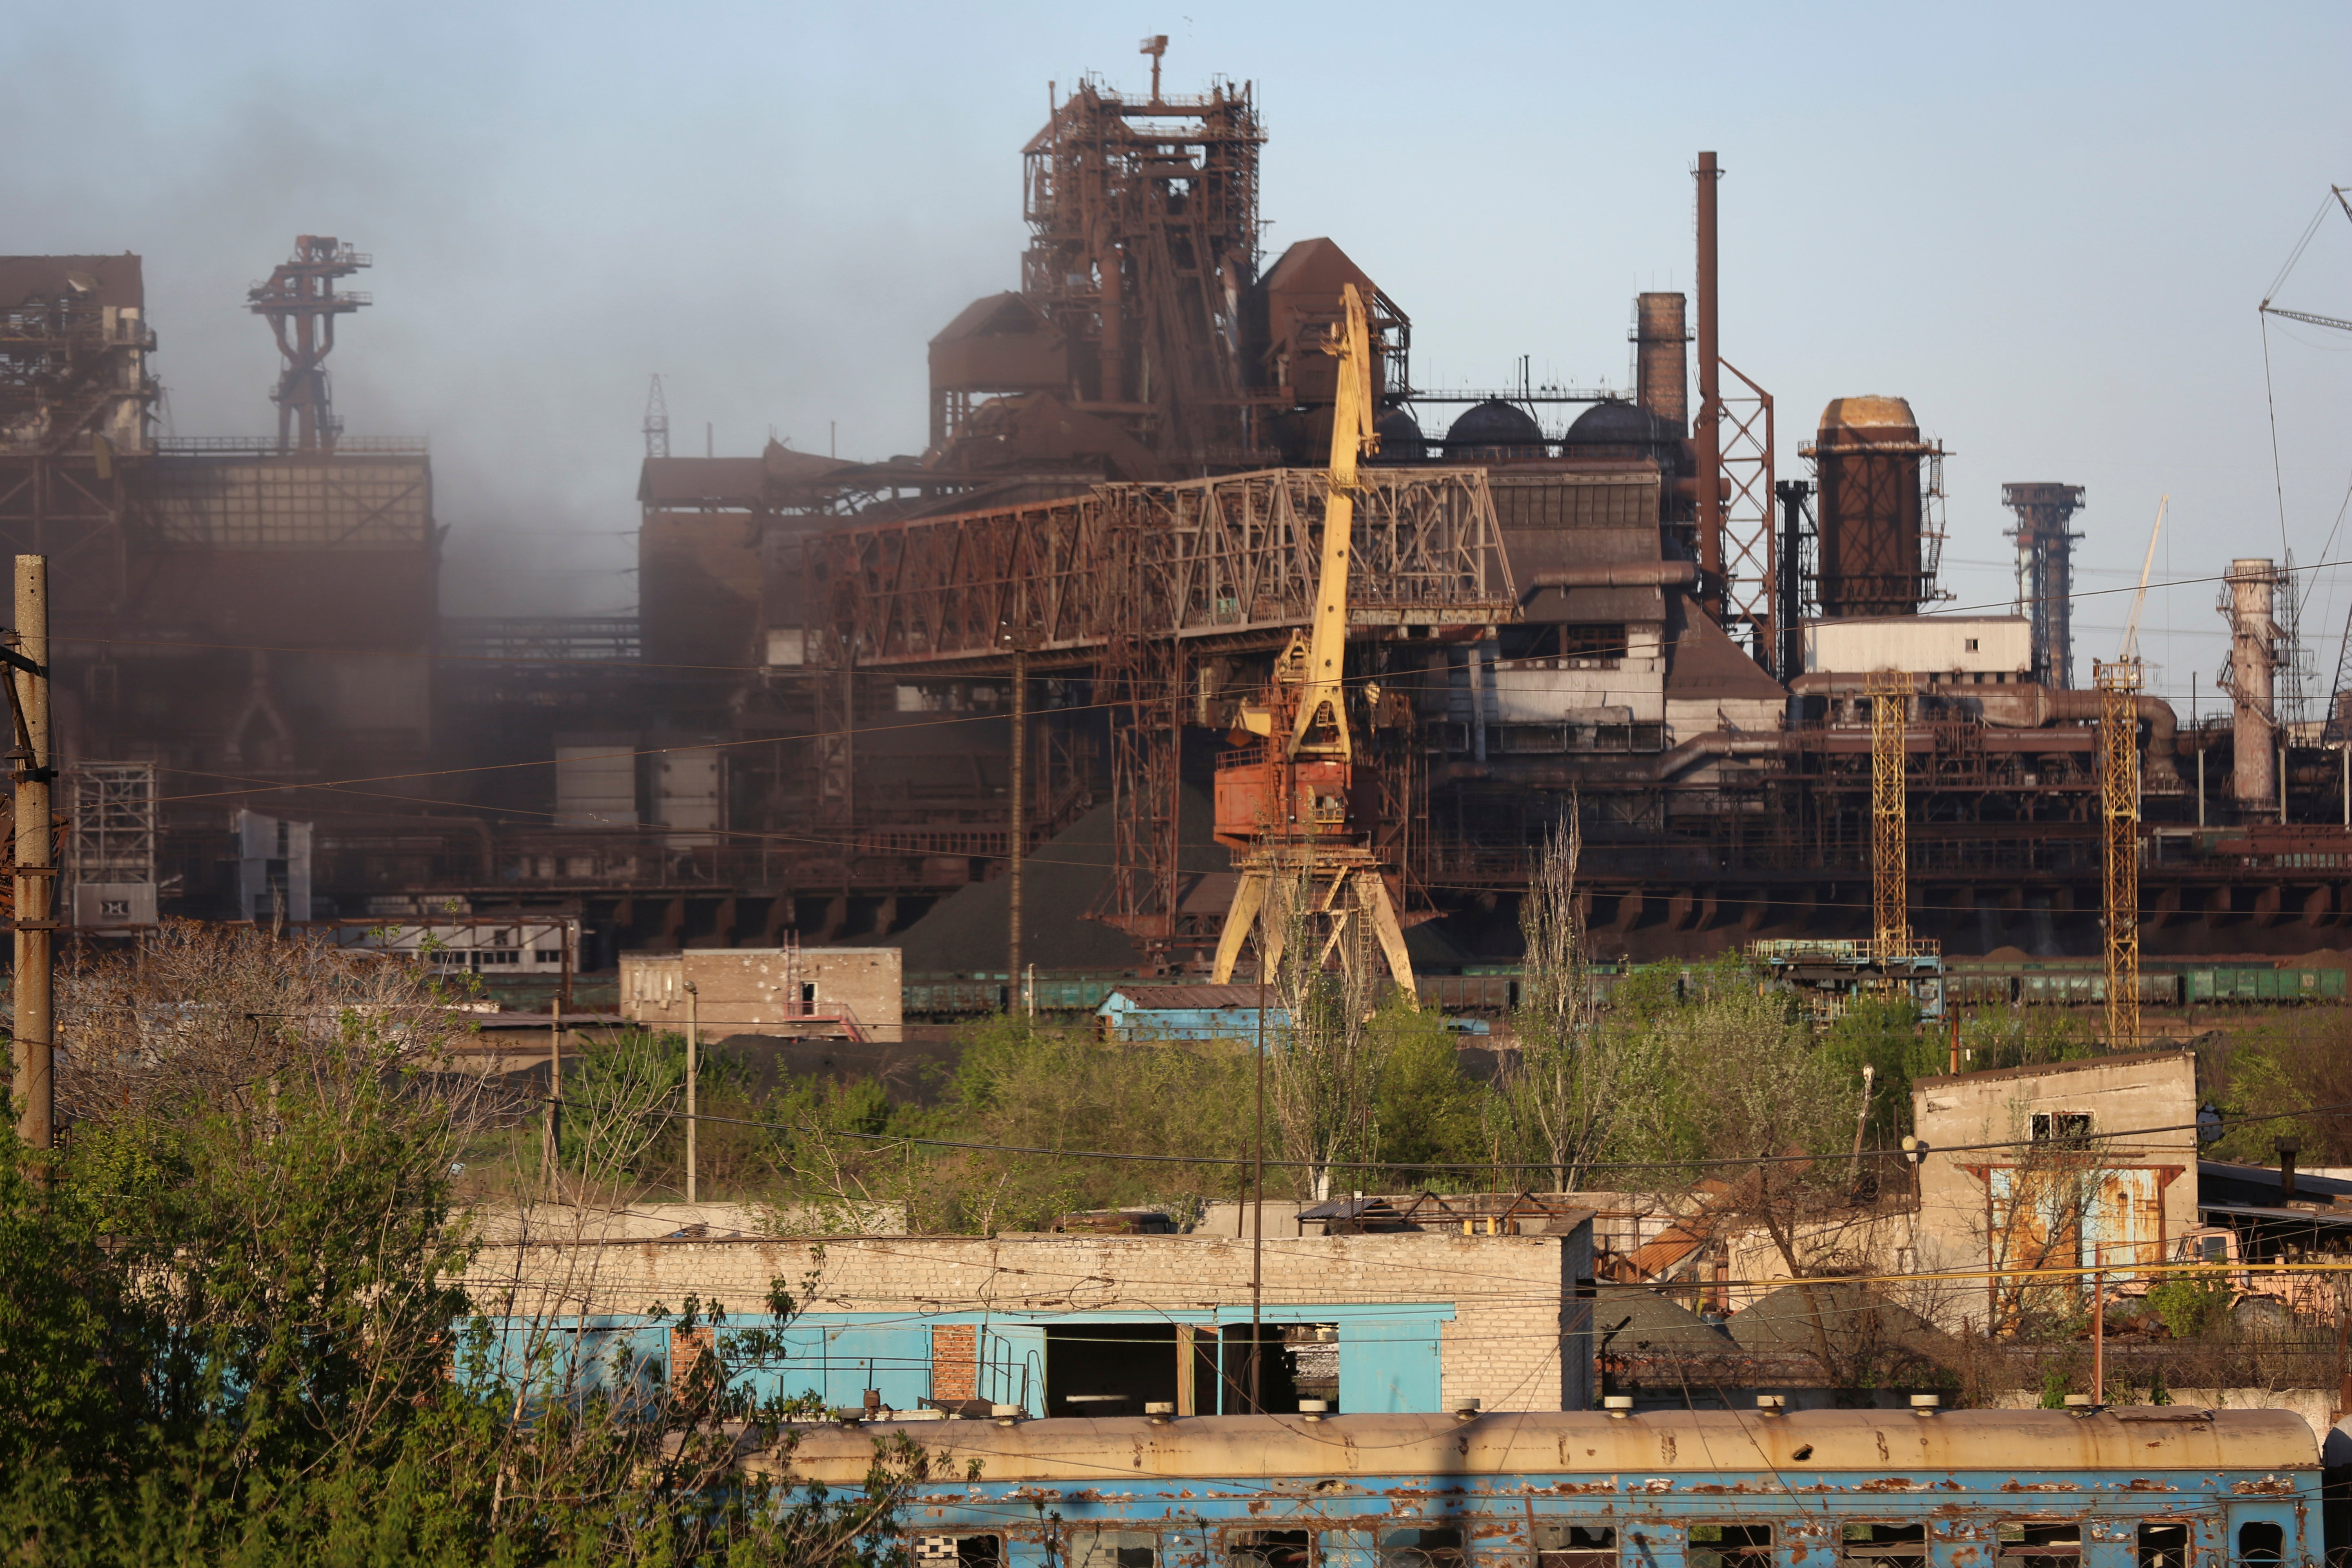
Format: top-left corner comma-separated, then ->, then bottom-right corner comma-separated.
1210,869 -> 1271,984
1358,869 -> 1418,1007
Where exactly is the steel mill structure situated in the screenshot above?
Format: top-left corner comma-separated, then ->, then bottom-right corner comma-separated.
8,52 -> 2352,984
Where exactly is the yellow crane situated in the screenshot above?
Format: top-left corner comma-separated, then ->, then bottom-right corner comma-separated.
1207,283 -> 1417,1002
2099,495 -> 2165,1048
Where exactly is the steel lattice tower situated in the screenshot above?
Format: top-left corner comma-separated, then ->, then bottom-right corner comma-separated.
2097,659 -> 2142,1047
2004,483 -> 2085,690
1867,671 -> 1912,954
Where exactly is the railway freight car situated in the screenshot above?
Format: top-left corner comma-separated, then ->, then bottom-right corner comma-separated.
766,1406 -> 2319,1568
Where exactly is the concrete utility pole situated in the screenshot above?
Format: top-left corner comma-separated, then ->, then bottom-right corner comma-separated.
1007,646 -> 1025,1010
11,555 -> 51,1155
684,978 -> 699,1205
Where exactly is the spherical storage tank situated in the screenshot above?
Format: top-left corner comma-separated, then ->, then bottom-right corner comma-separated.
1444,399 -> 1544,460
1812,395 -> 1926,619
1373,407 -> 1427,462
1560,399 -> 1679,463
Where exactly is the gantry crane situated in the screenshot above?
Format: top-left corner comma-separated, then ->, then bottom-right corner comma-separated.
1207,283 -> 1418,1003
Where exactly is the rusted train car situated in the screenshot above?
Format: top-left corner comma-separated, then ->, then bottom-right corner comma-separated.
768,1407 -> 2321,1568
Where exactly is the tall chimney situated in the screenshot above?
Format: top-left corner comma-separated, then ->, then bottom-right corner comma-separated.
2227,559 -> 2280,811
1693,152 -> 1723,612
1635,292 -> 1688,434
2277,1136 -> 2301,1202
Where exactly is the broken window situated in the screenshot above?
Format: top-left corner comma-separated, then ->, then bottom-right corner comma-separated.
1840,1523 -> 1925,1568
1537,1522 -> 1617,1568
2235,1523 -> 2283,1568
915,1537 -> 1001,1567
1071,1531 -> 1159,1568
2138,1524 -> 2190,1568
1227,1531 -> 1314,1568
1998,1522 -> 2082,1568
1378,1528 -> 1466,1568
2031,1112 -> 2092,1146
1689,1524 -> 1773,1568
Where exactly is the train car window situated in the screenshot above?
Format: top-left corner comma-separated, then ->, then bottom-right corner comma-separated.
1071,1531 -> 1160,1568
1535,1523 -> 1617,1568
1228,1530 -> 1314,1568
1840,1523 -> 1925,1568
1689,1524 -> 1773,1568
1379,1527 -> 1466,1568
2137,1525 -> 2190,1568
1997,1523 -> 2082,1568
2234,1523 -> 2283,1568
917,1536 -> 1002,1566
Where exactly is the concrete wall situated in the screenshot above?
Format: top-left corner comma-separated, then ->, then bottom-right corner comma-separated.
462,1227 -> 1593,1415
1910,1049 -> 2200,1315
621,946 -> 903,1040
1806,615 -> 2032,676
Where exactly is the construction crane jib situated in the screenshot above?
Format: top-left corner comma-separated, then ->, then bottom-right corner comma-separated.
1207,284 -> 1419,1004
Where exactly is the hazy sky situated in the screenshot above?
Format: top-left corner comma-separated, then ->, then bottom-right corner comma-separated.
7,2 -> 2347,703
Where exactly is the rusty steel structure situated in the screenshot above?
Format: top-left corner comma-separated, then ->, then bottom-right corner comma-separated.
2098,658 -> 2143,1045
39,69 -> 2352,976
2005,483 -> 2085,690
247,236 -> 371,455
1867,671 -> 1912,953
806,464 -> 1514,959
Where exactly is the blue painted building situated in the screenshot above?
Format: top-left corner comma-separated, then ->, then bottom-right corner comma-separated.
1096,984 -> 1290,1042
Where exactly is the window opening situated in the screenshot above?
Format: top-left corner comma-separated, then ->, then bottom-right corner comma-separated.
1071,1530 -> 1159,1568
2236,1523 -> 2283,1568
1998,1523 -> 2083,1568
1227,1531 -> 1314,1568
1841,1524 -> 1926,1568
916,1537 -> 1002,1567
2031,1112 -> 2092,1146
1379,1528 -> 1466,1568
1690,1524 -> 1774,1568
1537,1522 -> 1618,1568
2138,1524 -> 2191,1568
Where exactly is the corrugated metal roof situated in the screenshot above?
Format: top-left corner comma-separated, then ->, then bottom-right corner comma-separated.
1102,984 -> 1267,1010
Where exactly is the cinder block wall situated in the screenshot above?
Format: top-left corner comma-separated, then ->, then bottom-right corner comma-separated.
462,1229 -> 1589,1414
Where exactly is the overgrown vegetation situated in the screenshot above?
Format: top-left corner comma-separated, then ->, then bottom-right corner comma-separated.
3,922 -> 926,1563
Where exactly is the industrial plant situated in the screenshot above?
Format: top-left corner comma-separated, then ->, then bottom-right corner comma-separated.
4,58 -> 2348,1029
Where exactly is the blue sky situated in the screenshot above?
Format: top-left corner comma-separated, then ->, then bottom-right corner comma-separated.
6,2 -> 2347,703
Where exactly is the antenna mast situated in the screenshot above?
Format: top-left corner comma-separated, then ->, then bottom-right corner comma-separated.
643,374 -> 671,460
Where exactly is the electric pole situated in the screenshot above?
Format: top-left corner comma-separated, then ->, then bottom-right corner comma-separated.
11,555 -> 53,1155
684,978 -> 699,1205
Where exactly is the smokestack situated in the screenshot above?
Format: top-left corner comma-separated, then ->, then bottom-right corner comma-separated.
2227,558 -> 2281,810
1694,153 -> 1722,609
1634,293 -> 1688,434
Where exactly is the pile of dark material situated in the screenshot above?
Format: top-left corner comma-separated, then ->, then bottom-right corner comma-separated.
885,789 -> 1228,973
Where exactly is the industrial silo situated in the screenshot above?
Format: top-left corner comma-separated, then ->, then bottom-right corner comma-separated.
1811,395 -> 1933,618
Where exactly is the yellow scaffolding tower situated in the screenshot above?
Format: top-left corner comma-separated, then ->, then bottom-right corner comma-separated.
1867,671 -> 1913,956
2097,658 -> 2143,1047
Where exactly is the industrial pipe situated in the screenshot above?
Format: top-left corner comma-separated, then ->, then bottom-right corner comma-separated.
1523,561 -> 1700,591
1431,730 -> 1781,789
1786,675 -> 2184,790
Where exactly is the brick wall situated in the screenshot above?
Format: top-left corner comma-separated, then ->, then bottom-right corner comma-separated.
463,1227 -> 1592,1414
930,1323 -> 978,1402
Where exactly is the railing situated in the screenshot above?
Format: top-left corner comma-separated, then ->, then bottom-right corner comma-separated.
154,435 -> 428,454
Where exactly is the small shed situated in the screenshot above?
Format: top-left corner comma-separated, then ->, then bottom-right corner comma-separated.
1096,984 -> 1288,1042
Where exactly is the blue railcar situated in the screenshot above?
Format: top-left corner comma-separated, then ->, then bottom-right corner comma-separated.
768,1408 -> 2320,1568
